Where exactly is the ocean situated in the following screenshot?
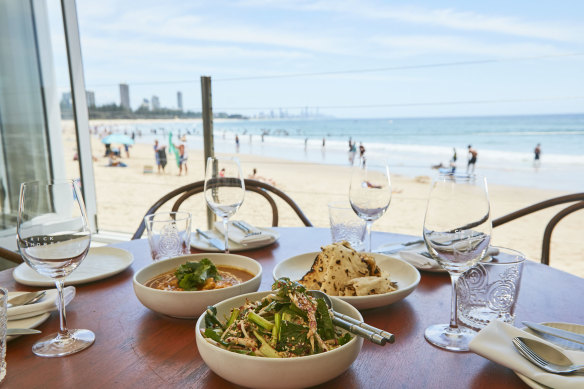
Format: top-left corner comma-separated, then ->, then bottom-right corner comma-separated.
114,114 -> 584,192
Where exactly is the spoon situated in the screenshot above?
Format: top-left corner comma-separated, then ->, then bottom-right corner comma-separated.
7,290 -> 46,308
309,290 -> 394,345
512,336 -> 584,374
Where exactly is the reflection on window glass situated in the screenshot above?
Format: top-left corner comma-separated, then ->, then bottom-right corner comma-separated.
0,0 -> 80,239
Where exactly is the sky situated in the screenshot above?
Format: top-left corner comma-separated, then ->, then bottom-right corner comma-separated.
61,0 -> 584,118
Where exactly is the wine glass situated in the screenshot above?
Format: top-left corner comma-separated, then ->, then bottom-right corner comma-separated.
349,158 -> 391,252
423,174 -> 491,352
16,179 -> 94,357
204,157 -> 245,253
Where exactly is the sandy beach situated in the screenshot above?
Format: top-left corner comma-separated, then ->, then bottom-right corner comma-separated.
63,120 -> 584,278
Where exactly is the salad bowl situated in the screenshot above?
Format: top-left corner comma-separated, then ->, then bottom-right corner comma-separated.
196,290 -> 364,388
133,253 -> 262,318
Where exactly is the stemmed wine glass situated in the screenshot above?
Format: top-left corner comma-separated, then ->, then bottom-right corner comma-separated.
204,157 -> 245,253
423,174 -> 491,352
349,158 -> 391,252
16,179 -> 95,357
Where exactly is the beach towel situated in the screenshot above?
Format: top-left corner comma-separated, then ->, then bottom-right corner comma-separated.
168,133 -> 181,167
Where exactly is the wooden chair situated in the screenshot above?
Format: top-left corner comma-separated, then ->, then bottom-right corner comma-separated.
0,246 -> 23,264
132,179 -> 312,239
492,193 -> 584,266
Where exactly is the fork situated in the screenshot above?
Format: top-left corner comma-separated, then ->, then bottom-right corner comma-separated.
233,221 -> 261,236
512,337 -> 584,374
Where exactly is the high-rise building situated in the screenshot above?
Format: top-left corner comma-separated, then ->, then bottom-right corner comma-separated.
177,91 -> 183,111
86,90 -> 95,107
61,92 -> 72,108
140,98 -> 150,110
151,95 -> 160,110
119,83 -> 130,110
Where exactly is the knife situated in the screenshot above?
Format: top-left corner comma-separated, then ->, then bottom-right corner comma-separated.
374,239 -> 424,254
522,321 -> 584,345
7,290 -> 46,308
7,328 -> 42,336
195,229 -> 225,251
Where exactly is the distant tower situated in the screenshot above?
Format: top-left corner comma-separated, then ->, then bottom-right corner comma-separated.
61,92 -> 72,108
86,91 -> 95,107
177,91 -> 183,111
151,95 -> 160,110
119,83 -> 130,110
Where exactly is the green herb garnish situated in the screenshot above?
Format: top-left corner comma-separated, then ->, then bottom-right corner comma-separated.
175,258 -> 221,291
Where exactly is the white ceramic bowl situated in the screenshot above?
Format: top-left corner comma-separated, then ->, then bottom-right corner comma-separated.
196,290 -> 364,389
133,253 -> 262,318
273,252 -> 421,310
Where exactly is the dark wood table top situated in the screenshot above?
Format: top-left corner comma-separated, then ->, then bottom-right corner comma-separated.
2,227 -> 583,388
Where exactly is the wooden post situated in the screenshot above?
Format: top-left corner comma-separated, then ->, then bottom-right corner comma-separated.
201,76 -> 215,229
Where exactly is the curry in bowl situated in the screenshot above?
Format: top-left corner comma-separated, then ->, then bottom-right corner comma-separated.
133,253 -> 262,318
145,258 -> 255,291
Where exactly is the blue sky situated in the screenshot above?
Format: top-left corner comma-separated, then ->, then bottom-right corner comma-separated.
70,0 -> 584,118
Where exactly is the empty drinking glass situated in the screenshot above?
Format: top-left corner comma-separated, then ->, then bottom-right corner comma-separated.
457,246 -> 525,330
145,211 -> 192,261
423,174 -> 491,352
328,201 -> 366,250
349,158 -> 391,252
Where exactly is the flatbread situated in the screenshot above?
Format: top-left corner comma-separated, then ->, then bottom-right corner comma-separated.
341,276 -> 397,296
299,241 -> 396,296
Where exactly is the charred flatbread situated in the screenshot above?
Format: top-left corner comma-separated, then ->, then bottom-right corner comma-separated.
299,241 -> 397,296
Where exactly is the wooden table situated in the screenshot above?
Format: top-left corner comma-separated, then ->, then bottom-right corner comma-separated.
2,228 -> 584,388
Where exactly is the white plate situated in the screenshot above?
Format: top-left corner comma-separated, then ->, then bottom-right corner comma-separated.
190,228 -> 280,252
516,322 -> 584,389
273,252 -> 421,310
7,286 -> 75,320
7,312 -> 51,341
13,247 -> 134,287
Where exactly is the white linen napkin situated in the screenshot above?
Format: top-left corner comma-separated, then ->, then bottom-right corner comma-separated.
399,250 -> 442,270
469,320 -> 584,389
214,221 -> 276,245
399,246 -> 500,271
7,286 -> 76,321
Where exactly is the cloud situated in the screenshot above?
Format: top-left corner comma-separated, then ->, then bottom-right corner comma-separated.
371,34 -> 568,58
235,0 -> 582,42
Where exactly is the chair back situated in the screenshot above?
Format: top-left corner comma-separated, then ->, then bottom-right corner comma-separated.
132,179 -> 312,239
492,193 -> 584,265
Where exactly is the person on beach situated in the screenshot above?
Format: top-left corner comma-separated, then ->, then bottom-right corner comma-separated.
235,135 -> 240,152
534,143 -> 541,169
359,143 -> 366,161
154,140 -> 167,173
248,168 -> 276,186
322,137 -> 326,148
466,145 -> 478,174
450,148 -> 457,174
177,136 -> 188,176
349,141 -> 357,165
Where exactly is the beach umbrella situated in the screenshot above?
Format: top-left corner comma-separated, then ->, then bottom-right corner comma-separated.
101,134 -> 134,145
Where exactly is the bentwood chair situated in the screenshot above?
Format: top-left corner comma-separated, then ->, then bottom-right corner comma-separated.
492,193 -> 584,266
0,246 -> 23,265
132,179 -> 312,240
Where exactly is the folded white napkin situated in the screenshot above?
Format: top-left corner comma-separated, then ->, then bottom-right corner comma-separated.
214,221 -> 276,245
399,250 -> 442,270
399,246 -> 500,271
7,286 -> 76,321
469,320 -> 584,389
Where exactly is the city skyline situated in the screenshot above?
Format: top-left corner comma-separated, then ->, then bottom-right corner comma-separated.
57,1 -> 584,118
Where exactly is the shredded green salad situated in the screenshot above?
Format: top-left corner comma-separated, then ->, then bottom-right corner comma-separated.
202,278 -> 352,357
